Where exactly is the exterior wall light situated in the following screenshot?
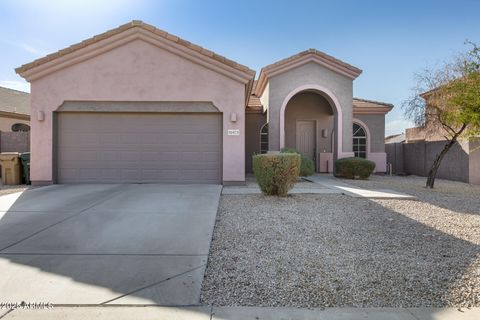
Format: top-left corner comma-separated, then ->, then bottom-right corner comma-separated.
230,112 -> 237,122
37,111 -> 45,121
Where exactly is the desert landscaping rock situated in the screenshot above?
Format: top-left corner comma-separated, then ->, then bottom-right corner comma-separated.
0,185 -> 28,196
201,176 -> 480,307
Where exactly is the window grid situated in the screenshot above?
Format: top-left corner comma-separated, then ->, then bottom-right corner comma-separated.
352,123 -> 367,159
260,123 -> 269,154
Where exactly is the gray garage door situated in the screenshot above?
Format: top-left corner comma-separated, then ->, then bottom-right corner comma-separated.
56,113 -> 222,184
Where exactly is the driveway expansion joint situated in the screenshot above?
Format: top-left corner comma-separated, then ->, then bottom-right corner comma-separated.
100,264 -> 207,305
405,308 -> 421,320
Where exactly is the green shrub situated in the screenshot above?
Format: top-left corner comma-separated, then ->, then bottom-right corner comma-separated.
253,153 -> 301,196
334,157 -> 375,180
299,154 -> 315,176
280,147 -> 298,154
280,148 -> 315,177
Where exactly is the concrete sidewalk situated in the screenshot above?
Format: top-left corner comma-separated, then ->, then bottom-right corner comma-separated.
222,175 -> 341,195
307,174 -> 417,200
222,186 -> 340,195
2,306 -> 479,319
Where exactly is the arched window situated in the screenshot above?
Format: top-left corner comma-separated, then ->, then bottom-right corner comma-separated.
11,123 -> 30,132
353,123 -> 367,158
260,123 -> 269,154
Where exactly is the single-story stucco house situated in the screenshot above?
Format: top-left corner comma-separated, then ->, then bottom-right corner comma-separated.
16,20 -> 392,186
0,86 -> 30,133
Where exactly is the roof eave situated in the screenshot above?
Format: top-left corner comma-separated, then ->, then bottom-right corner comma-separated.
353,105 -> 393,115
0,111 -> 30,119
255,51 -> 362,97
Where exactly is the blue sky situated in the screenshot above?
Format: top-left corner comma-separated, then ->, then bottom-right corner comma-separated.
1,0 -> 479,136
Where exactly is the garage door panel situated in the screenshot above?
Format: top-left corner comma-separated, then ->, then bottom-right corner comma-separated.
59,167 -> 221,184
57,112 -> 222,184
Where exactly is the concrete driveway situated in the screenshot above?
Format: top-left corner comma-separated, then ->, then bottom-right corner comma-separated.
0,184 -> 221,305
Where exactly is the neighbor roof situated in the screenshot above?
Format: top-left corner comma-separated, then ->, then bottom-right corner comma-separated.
16,20 -> 256,81
385,133 -> 405,144
0,86 -> 30,116
255,49 -> 362,96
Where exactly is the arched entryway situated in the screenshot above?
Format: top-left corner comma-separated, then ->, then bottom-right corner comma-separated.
279,84 -> 343,172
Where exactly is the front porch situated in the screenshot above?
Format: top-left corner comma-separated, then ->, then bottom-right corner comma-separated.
244,49 -> 392,174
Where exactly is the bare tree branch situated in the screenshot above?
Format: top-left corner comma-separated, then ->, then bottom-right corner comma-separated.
403,42 -> 480,188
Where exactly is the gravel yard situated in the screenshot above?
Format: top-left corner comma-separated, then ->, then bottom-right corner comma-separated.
0,184 -> 28,196
201,176 -> 480,307
245,175 -> 327,189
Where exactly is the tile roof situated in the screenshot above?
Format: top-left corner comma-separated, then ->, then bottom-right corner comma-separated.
247,95 -> 263,111
245,86 -> 393,112
385,133 -> 405,144
16,20 -> 255,77
0,86 -> 30,115
247,80 -> 263,111
352,97 -> 394,108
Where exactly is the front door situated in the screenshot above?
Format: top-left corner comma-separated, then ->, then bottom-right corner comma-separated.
296,120 -> 316,163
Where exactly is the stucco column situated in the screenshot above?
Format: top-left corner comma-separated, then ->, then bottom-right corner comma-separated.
268,100 -> 281,151
338,95 -> 354,158
222,111 -> 245,184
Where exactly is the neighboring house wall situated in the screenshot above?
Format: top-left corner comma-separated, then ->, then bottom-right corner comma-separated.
405,126 -> 427,142
406,126 -> 448,142
265,62 -> 354,155
29,39 -> 247,184
245,112 -> 266,173
386,139 -> 478,184
0,116 -> 30,132
0,131 -> 30,153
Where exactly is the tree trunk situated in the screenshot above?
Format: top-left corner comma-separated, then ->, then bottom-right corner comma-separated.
426,139 -> 456,188
425,124 -> 467,188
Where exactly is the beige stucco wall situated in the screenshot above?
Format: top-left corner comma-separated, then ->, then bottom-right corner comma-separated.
284,92 -> 334,153
0,117 -> 30,132
29,39 -> 247,184
352,114 -> 387,172
265,61 -> 354,154
353,114 -> 385,153
260,82 -> 270,116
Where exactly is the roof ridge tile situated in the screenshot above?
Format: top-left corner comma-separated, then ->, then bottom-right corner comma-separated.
16,20 -> 255,77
